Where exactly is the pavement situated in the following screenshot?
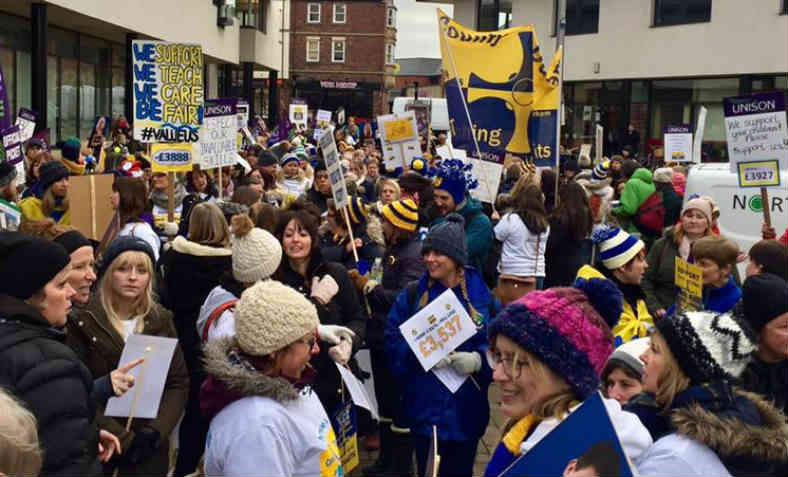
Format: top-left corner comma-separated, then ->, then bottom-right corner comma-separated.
354,384 -> 505,476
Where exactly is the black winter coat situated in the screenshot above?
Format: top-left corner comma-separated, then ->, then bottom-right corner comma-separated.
0,294 -> 102,477
158,236 -> 233,374
739,356 -> 788,419
302,186 -> 331,213
319,225 -> 384,271
276,248 -> 365,413
366,237 -> 425,348
544,217 -> 590,288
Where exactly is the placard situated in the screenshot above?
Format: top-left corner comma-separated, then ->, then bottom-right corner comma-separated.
436,145 -> 502,204
380,112 -> 418,143
579,144 -> 592,161
151,143 -> 193,173
319,129 -> 348,208
675,257 -> 702,312
69,174 -> 115,241
723,92 -> 788,174
693,106 -> 707,164
499,393 -> 635,477
15,108 -> 37,143
1,125 -> 23,165
0,199 -> 21,231
196,99 -> 238,170
132,40 -> 204,143
236,100 -> 249,131
737,160 -> 781,188
316,109 -> 332,128
664,125 -> 693,162
289,103 -> 308,129
335,363 -> 378,420
105,334 -> 178,419
382,138 -> 421,171
330,400 -> 359,474
398,288 -> 478,371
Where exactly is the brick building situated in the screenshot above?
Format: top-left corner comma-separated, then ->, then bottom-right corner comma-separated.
286,0 -> 397,121
392,57 -> 443,99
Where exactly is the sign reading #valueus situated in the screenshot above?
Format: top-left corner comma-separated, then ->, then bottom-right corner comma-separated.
132,40 -> 204,143
196,99 -> 238,170
724,92 -> 788,174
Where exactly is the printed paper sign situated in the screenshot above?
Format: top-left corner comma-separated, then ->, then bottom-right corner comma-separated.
105,334 -> 178,419
499,393 -> 635,477
737,160 -> 781,188
236,100 -> 249,131
335,363 -> 379,420
399,288 -> 477,371
724,92 -> 788,174
289,103 -> 308,129
132,40 -> 204,143
380,111 -> 418,143
675,257 -> 702,312
382,138 -> 421,171
15,108 -> 37,143
151,143 -> 193,173
196,99 -> 238,170
330,400 -> 359,474
319,129 -> 348,208
0,199 -> 21,231
316,109 -> 332,128
664,125 -> 693,162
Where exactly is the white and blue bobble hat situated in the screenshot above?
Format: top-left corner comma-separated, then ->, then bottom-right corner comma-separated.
592,226 -> 645,270
592,160 -> 609,181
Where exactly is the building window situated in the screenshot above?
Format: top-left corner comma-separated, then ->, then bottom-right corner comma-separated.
332,38 -> 346,63
387,7 -> 397,27
654,0 -> 712,27
783,0 -> 787,14
236,0 -> 268,33
306,37 -> 320,63
558,0 -> 599,35
333,4 -> 347,24
477,0 -> 512,31
385,43 -> 395,65
307,3 -> 321,23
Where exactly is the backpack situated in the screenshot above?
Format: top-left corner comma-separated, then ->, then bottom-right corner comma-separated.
633,191 -> 665,236
467,211 -> 501,289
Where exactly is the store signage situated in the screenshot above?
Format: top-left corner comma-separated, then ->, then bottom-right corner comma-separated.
321,81 -> 358,89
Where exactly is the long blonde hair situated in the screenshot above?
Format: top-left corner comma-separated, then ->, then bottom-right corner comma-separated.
652,332 -> 691,410
99,250 -> 155,337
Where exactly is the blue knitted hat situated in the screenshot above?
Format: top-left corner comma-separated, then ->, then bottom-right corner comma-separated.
592,160 -> 609,181
421,213 -> 468,267
592,226 -> 644,270
428,158 -> 478,205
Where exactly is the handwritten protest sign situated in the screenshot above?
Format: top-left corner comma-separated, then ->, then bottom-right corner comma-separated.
399,288 -> 477,371
724,92 -> 788,174
675,257 -> 702,312
664,125 -> 693,162
151,143 -> 193,173
319,129 -> 348,208
196,99 -> 237,170
132,40 -> 204,143
499,393 -> 635,477
105,334 -> 178,419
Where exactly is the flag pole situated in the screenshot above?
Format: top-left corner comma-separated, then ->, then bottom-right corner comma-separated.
554,0 -> 566,207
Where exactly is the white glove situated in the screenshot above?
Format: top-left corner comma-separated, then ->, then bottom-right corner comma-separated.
318,324 -> 356,345
433,356 -> 452,369
449,351 -> 482,376
362,279 -> 379,295
311,275 -> 339,305
328,339 -> 353,365
163,221 -> 179,236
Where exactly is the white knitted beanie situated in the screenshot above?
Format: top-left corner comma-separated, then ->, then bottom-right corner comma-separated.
231,215 -> 282,283
236,280 -> 319,356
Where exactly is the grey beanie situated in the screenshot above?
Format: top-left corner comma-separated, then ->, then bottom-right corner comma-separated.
422,213 -> 468,267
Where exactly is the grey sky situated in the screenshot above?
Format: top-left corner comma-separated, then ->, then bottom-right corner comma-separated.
394,0 -> 454,59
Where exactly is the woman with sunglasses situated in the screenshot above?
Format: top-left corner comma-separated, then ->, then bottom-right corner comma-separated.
385,213 -> 499,477
483,278 -> 652,476
202,280 -> 343,477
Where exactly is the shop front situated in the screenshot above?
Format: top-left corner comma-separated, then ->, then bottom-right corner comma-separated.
293,78 -> 382,123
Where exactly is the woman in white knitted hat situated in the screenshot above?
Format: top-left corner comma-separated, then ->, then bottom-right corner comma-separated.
201,280 -> 343,477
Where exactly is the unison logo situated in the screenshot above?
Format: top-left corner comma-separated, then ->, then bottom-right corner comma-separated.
732,99 -> 777,114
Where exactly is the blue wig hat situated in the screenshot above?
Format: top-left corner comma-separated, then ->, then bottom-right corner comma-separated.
428,158 -> 478,205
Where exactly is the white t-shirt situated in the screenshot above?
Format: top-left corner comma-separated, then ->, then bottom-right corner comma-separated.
118,222 -> 162,262
120,317 -> 139,341
204,387 -> 343,477
494,213 -> 549,278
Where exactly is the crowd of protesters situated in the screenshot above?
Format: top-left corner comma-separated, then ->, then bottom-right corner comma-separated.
1,114 -> 786,477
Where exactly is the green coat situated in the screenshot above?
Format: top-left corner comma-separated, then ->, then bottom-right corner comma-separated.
613,168 -> 656,233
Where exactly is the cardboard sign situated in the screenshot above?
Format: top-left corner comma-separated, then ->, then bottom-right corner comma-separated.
335,363 -> 379,420
500,393 -> 635,477
693,106 -> 707,164
151,143 -> 193,173
196,99 -> 238,170
289,103 -> 308,129
724,92 -> 788,174
131,40 -> 204,143
319,129 -> 348,208
69,174 -> 115,241
330,400 -> 359,474
664,125 -> 693,162
399,288 -> 478,371
675,257 -> 703,312
380,111 -> 418,143
105,334 -> 178,419
737,160 -> 781,188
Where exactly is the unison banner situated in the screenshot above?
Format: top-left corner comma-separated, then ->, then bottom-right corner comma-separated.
132,40 -> 204,143
437,9 -> 562,166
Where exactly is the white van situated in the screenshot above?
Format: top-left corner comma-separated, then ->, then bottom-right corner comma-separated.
391,97 -> 450,132
684,163 -> 788,258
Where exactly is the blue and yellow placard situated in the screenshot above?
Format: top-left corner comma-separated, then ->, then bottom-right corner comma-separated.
737,160 -> 781,188
150,143 -> 193,173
